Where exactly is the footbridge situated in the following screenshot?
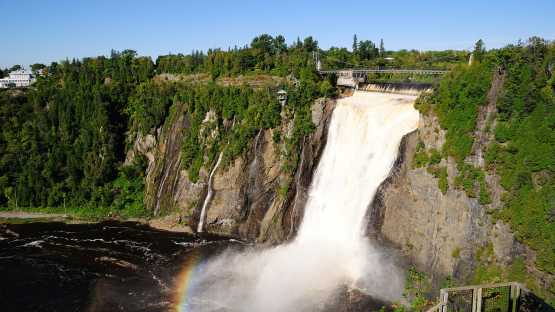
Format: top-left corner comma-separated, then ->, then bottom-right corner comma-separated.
319,68 -> 448,88
319,68 -> 448,75
314,53 -> 449,88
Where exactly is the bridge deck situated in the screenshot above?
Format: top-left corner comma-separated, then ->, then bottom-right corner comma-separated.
320,69 -> 448,75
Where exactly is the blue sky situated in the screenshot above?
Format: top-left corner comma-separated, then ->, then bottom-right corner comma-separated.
1,0 -> 554,68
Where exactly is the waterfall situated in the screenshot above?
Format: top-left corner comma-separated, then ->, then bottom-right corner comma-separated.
181,91 -> 420,312
297,91 -> 419,244
197,152 -> 223,233
362,82 -> 432,95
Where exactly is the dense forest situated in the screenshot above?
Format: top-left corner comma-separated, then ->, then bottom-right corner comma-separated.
0,50 -> 155,216
0,35 -> 337,217
154,34 -> 468,84
1,33 -> 465,215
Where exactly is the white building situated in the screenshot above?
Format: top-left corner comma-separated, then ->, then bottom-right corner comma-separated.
0,70 -> 36,88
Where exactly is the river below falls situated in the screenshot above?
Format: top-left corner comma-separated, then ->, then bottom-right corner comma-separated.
0,220 -> 237,312
0,220 -> 391,312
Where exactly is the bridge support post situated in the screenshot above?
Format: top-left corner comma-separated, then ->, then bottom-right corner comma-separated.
511,283 -> 520,312
472,287 -> 483,312
439,289 -> 448,312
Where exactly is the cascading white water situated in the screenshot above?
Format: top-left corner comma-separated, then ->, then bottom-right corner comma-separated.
298,91 -> 419,244
197,152 -> 223,233
181,91 -> 420,312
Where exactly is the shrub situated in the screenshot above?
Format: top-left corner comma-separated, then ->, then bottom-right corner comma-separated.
438,167 -> 449,194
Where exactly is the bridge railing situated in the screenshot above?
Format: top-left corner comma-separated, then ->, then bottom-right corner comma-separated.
319,68 -> 449,76
319,68 -> 448,88
425,282 -> 554,312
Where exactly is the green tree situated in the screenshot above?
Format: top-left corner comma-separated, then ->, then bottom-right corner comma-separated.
30,63 -> 46,74
274,35 -> 287,54
303,36 -> 318,52
379,39 -> 385,56
8,64 -> 22,72
358,40 -> 379,61
473,39 -> 486,62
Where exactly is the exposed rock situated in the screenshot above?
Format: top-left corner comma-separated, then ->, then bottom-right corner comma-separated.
137,98 -> 335,242
369,78 -> 509,284
469,70 -> 506,210
491,221 -> 515,265
467,70 -> 504,169
371,71 -> 554,293
202,99 -> 336,242
417,113 -> 445,151
311,98 -> 325,125
125,132 -> 156,166
143,102 -> 206,218
322,286 -> 390,312
263,99 -> 336,243
147,213 -> 193,233
96,256 -> 139,270
202,129 -> 279,239
370,129 -> 490,282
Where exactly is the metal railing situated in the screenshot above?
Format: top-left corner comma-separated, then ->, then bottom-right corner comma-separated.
426,282 -> 522,312
319,69 -> 449,76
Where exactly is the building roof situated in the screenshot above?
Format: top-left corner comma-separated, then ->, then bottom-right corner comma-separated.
10,70 -> 33,75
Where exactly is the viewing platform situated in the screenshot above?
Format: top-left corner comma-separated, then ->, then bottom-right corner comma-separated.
426,282 -> 553,312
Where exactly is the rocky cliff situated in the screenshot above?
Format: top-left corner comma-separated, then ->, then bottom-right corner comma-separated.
370,116 -> 493,282
203,99 -> 334,243
129,79 -> 553,297
370,72 -> 554,295
131,98 -> 335,243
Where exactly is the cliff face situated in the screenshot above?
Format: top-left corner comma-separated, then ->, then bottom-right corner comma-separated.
140,102 -> 206,220
369,75 -> 510,283
133,98 -> 335,243
129,77 -> 552,296
371,72 -> 553,292
370,117 -> 494,282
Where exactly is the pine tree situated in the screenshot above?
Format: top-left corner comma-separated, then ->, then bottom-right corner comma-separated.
473,39 -> 485,62
379,39 -> 385,56
352,34 -> 358,53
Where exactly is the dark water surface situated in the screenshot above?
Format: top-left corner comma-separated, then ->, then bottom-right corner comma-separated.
0,221 -> 236,312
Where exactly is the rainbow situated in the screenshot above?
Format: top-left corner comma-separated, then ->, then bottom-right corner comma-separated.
173,251 -> 205,312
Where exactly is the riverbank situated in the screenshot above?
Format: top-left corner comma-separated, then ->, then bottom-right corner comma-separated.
0,211 -> 69,219
0,210 -> 193,233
